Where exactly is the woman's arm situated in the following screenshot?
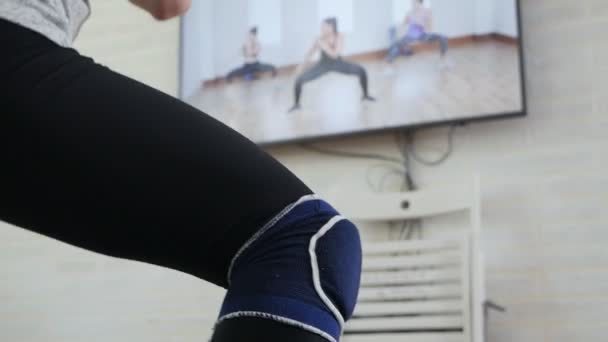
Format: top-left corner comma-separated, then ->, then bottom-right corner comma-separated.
295,40 -> 320,75
129,0 -> 192,20
397,13 -> 411,36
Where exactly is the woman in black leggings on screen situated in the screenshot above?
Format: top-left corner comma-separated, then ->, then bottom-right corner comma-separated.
0,1 -> 362,341
289,18 -> 375,112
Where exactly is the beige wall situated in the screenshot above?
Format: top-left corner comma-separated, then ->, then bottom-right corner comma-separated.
74,0 -> 180,96
1,0 -> 607,341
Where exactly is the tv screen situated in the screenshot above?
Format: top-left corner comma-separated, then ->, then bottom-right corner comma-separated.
180,0 -> 525,145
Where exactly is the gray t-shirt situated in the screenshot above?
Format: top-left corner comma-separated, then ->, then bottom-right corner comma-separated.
0,0 -> 90,47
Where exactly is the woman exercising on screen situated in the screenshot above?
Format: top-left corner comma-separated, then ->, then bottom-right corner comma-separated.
0,1 -> 361,341
289,17 -> 375,112
387,0 -> 449,63
226,26 -> 277,83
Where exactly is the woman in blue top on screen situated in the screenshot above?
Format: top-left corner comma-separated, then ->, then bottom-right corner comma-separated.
289,17 -> 375,113
387,0 -> 449,64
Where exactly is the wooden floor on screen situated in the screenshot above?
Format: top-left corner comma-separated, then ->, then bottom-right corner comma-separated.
186,39 -> 522,144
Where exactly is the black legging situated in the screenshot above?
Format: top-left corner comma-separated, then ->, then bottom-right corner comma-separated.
227,61 -> 277,81
0,19 -> 329,342
294,54 -> 370,106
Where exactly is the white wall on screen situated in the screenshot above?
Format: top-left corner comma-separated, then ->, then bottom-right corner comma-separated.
429,0 -> 476,37
211,0 -> 250,77
392,0 -> 410,25
181,0 -> 215,98
475,0 -> 519,36
318,0 -> 355,33
495,0 -> 519,37
280,0 -> 320,66
343,0 -> 391,55
248,0 -> 282,45
474,0 -> 497,34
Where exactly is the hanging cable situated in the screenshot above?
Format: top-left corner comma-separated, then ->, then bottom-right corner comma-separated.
298,143 -> 404,166
405,125 -> 457,167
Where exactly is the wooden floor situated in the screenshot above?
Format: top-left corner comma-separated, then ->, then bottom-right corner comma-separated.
187,40 -> 522,144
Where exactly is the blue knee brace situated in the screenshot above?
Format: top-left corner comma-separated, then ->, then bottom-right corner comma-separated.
217,196 -> 362,342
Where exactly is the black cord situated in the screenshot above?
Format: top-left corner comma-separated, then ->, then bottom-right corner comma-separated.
299,126 -> 457,241
365,164 -> 405,192
394,133 -> 419,240
396,133 -> 416,191
405,125 -> 457,167
298,143 -> 404,166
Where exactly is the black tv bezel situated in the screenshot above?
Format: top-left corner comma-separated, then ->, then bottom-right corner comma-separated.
179,0 -> 527,147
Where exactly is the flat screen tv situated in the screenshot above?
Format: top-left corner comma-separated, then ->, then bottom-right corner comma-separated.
180,0 -> 526,145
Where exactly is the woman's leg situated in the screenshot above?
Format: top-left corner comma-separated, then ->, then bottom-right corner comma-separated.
253,62 -> 278,77
386,26 -> 400,61
0,19 -> 311,288
422,33 -> 449,56
0,19 -> 362,342
215,200 -> 362,342
212,317 -> 328,342
227,64 -> 249,81
290,62 -> 329,111
387,35 -> 415,62
331,59 -> 375,101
